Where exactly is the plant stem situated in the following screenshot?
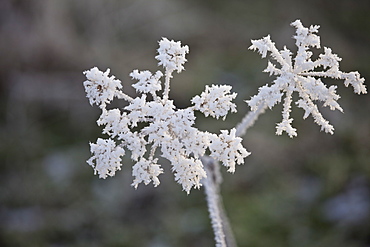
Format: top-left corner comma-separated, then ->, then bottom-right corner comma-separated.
202,103 -> 268,246
202,156 -> 237,247
235,103 -> 267,136
116,90 -> 134,102
163,69 -> 173,102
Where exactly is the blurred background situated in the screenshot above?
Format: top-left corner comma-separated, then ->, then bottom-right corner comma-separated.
1,0 -> 369,246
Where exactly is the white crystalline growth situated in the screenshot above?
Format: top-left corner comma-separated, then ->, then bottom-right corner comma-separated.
248,19 -> 367,138
87,138 -> 125,179
83,67 -> 123,109
130,69 -> 163,95
155,37 -> 189,73
192,85 -> 237,120
131,158 -> 163,188
83,38 -> 249,194
209,128 -> 250,173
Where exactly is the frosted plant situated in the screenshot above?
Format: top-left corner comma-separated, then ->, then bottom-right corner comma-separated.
83,38 -> 250,194
246,19 -> 367,137
83,21 -> 366,247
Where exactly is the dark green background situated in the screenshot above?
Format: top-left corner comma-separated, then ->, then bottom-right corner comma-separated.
1,0 -> 369,246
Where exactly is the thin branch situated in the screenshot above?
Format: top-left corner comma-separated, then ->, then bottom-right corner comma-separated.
163,69 -> 173,101
202,156 -> 238,247
235,103 -> 267,136
115,90 -> 134,102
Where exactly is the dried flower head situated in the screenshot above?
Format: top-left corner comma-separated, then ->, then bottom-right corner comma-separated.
83,67 -> 123,109
83,38 -> 249,193
155,37 -> 189,73
248,19 -> 367,137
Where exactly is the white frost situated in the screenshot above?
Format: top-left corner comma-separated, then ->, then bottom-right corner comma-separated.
247,19 -> 367,137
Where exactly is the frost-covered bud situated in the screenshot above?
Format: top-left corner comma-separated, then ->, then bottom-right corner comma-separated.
171,156 -> 207,194
130,69 -> 163,94
97,109 -> 130,138
83,67 -> 122,109
192,85 -> 237,120
120,131 -> 147,162
87,138 -> 125,179
343,71 -> 367,95
132,158 -> 163,188
124,95 -> 150,127
209,129 -> 250,173
155,37 -> 189,73
182,130 -> 210,158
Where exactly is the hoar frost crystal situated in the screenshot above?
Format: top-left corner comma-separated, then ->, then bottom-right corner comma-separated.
248,19 -> 366,137
83,38 -> 250,194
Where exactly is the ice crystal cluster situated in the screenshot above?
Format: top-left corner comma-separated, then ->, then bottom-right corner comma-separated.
248,19 -> 367,137
83,38 -> 250,194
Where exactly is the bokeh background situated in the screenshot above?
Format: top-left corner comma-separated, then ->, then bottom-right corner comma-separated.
1,0 -> 369,246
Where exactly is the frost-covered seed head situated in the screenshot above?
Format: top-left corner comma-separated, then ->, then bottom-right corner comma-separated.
209,128 -> 250,173
130,69 -> 163,94
87,138 -> 125,179
155,37 -> 189,73
248,19 -> 367,137
191,84 -> 237,120
83,67 -> 122,109
84,38 -> 248,193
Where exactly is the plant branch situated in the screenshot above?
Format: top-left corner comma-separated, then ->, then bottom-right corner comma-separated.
235,103 -> 267,136
202,156 -> 237,247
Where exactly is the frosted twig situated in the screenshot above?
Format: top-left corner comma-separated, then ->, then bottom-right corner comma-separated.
163,70 -> 172,101
202,157 -> 227,247
203,156 -> 238,247
235,103 -> 267,137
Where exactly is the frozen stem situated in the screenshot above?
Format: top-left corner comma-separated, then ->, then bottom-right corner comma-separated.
202,156 -> 238,247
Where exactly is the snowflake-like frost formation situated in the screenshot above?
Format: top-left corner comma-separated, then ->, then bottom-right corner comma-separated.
192,85 -> 237,120
248,19 -> 367,137
83,38 -> 250,193
155,37 -> 189,73
83,67 -> 123,109
87,138 -> 125,179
